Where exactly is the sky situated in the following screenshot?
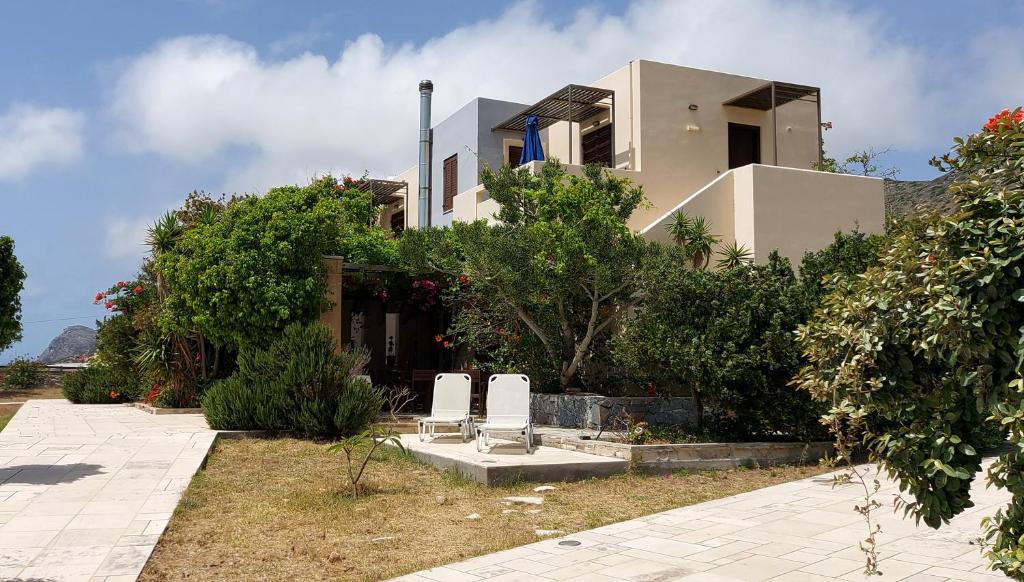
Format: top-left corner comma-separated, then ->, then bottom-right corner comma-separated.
1,0 -> 1023,362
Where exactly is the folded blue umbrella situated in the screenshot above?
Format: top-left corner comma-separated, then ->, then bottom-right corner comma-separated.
519,115 -> 545,165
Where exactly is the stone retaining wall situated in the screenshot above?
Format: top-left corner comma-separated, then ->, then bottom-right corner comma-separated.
530,393 -> 698,429
521,431 -> 832,471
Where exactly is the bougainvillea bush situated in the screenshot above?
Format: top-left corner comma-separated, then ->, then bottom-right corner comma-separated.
795,108 -> 1024,577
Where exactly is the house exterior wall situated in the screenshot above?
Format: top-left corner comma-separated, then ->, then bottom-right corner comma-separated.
393,164 -> 418,229
740,164 -> 885,265
429,99 -> 480,228
641,164 -> 884,268
628,60 -> 820,229
424,97 -> 527,228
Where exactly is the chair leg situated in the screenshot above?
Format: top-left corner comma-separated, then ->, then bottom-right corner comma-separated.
418,421 -> 424,442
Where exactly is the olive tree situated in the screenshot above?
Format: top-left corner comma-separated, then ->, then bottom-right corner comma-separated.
401,162 -> 647,391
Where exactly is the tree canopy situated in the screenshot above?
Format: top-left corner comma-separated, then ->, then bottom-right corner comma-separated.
160,176 -> 394,350
401,162 -> 647,391
0,235 -> 26,352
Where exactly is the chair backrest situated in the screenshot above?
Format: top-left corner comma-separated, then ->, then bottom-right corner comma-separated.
486,374 -> 531,424
431,373 -> 472,417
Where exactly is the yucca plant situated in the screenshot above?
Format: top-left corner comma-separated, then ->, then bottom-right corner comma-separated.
685,216 -> 718,270
145,212 -> 183,300
715,241 -> 754,270
666,210 -> 692,246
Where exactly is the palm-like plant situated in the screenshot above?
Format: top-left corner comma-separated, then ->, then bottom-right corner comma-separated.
715,241 -> 754,270
667,210 -> 692,247
145,211 -> 183,257
685,216 -> 718,270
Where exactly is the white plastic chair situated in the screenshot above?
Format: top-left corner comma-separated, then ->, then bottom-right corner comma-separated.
418,373 -> 474,442
476,374 -> 533,453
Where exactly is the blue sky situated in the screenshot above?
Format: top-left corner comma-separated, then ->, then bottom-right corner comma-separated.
2,0 -> 1023,361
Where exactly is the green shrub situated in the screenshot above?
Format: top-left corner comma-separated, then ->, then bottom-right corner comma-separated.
2,357 -> 44,391
201,321 -> 381,437
62,365 -> 142,404
614,247 -> 826,440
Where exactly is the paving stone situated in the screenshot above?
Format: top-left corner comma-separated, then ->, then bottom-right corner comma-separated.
396,456 -> 1015,581
0,399 -> 214,580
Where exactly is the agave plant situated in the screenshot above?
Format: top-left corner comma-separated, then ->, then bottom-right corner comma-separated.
715,241 -> 754,270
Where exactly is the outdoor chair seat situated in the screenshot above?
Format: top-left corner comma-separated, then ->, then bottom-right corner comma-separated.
476,375 -> 533,454
418,374 -> 474,442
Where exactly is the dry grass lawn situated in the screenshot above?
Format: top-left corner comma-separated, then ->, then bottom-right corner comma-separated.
0,383 -> 65,429
140,437 -> 828,582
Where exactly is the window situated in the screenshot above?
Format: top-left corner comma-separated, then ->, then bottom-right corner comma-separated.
442,154 -> 458,213
508,145 -> 523,167
581,124 -> 613,167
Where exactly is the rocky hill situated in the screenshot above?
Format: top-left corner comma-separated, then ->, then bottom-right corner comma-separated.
884,172 -> 958,218
37,325 -> 96,364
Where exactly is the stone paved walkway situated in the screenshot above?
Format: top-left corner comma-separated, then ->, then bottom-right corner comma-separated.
395,460 -> 1012,581
0,399 -> 215,582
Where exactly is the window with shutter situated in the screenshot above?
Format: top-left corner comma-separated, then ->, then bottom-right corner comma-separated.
508,145 -> 523,167
443,154 -> 458,213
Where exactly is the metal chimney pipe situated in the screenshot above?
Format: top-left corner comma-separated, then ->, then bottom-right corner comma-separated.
417,80 -> 433,228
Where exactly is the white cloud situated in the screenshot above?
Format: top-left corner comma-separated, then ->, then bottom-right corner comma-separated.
103,215 -> 152,260
107,0 -> 1021,192
0,103 -> 84,180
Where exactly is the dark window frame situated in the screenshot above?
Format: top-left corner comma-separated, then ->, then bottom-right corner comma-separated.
442,154 -> 458,213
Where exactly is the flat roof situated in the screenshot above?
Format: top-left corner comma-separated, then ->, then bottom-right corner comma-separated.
492,84 -> 614,132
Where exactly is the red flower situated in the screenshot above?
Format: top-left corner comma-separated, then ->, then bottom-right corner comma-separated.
984,109 -> 1024,133
104,300 -> 114,310
133,286 -> 143,295
513,334 -> 521,343
538,292 -> 548,301
498,327 -> 505,335
458,274 -> 470,285
434,334 -> 442,343
116,281 -> 126,288
110,390 -> 120,400
443,341 -> 450,348
94,292 -> 104,302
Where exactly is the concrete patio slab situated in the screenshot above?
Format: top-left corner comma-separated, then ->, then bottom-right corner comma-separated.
0,399 -> 215,582
394,459 -> 1013,581
399,433 -> 628,485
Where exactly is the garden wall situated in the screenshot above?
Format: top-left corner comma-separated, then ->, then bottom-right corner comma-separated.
530,393 -> 698,429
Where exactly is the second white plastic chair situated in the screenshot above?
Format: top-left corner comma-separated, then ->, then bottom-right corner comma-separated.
476,374 -> 533,453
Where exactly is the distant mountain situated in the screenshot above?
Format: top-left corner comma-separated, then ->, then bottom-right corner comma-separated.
37,325 -> 96,365
884,172 -> 958,218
